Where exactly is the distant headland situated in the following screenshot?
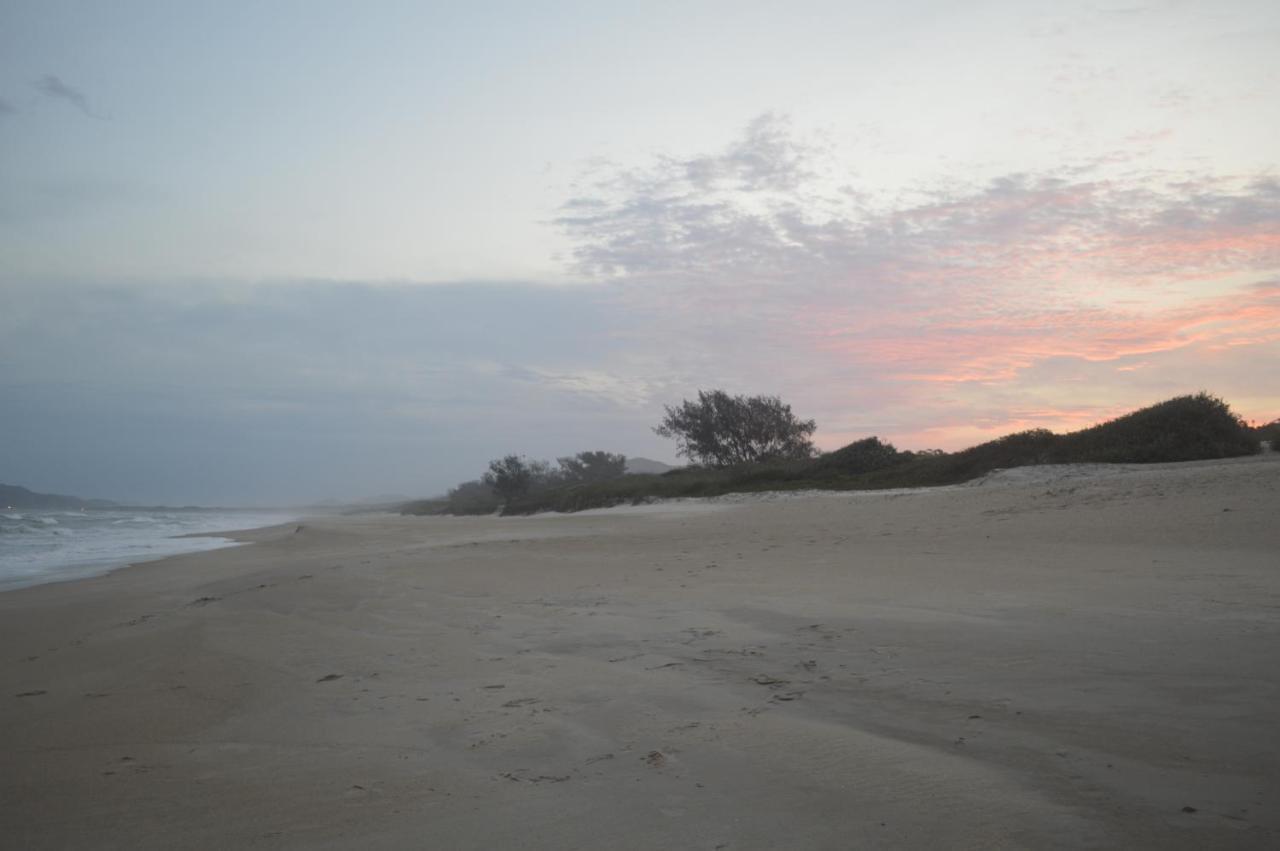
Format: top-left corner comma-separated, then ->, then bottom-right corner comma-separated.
0,483 -> 117,511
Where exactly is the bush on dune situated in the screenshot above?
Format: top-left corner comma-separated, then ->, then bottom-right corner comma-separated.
809,437 -> 907,477
408,393 -> 1261,516
883,394 -> 1258,488
1250,417 -> 1280,450
556,451 -> 628,484
444,479 -> 502,515
1046,393 -> 1258,463
916,428 -> 1058,484
503,473 -> 670,515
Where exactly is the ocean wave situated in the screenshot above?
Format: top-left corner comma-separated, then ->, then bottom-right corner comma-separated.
1,521 -> 70,535
1,509 -> 298,591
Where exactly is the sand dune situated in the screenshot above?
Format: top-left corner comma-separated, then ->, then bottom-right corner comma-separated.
2,454 -> 1278,849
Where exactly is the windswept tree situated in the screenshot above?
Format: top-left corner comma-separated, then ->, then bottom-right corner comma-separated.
482,455 -> 562,502
526,459 -> 557,489
654,389 -> 816,467
445,479 -> 501,514
557,451 -> 627,484
482,455 -> 534,502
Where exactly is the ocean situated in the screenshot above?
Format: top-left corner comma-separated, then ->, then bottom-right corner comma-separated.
0,508 -> 297,592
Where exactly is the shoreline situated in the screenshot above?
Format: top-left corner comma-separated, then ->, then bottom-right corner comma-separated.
0,512 -> 306,595
3,455 -> 1278,848
12,449 -> 1270,596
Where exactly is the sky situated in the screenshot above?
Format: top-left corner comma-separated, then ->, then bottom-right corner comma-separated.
2,0 -> 1278,505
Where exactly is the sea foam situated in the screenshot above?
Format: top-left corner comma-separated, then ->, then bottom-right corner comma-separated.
0,508 -> 296,591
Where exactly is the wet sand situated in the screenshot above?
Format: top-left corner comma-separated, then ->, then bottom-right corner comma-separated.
3,455 -> 1278,849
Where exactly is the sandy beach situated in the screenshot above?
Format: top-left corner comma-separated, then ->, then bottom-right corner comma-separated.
2,454 -> 1278,849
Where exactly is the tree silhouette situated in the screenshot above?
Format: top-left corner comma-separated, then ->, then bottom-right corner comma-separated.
654,390 -> 816,467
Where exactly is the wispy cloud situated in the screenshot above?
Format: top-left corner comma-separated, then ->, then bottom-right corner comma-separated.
32,74 -> 102,119
0,97 -> 15,118
502,364 -> 660,408
561,131 -> 1280,291
557,115 -> 1280,444
558,114 -> 831,279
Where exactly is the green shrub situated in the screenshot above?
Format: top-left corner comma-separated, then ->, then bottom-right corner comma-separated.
810,436 -> 907,477
1251,418 -> 1280,450
938,428 -> 1057,479
445,479 -> 502,515
426,394 -> 1261,516
1048,393 -> 1259,463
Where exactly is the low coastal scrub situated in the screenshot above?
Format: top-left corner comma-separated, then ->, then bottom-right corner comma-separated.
1252,418 -> 1280,449
404,452 -> 630,516
403,393 -> 1262,517
1047,393 -> 1260,463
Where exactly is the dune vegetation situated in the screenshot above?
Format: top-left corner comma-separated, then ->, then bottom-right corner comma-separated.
1252,417 -> 1280,448
403,393 -> 1262,517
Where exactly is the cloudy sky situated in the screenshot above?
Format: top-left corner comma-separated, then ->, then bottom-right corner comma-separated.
2,0 -> 1278,505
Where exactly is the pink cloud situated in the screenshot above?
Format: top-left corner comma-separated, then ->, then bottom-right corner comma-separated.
813,289 -> 1280,384
562,118 -> 1280,449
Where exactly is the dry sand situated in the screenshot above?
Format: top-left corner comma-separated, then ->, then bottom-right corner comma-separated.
2,454 -> 1278,849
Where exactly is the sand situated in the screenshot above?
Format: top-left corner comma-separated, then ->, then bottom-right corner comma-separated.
2,454 -> 1278,849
